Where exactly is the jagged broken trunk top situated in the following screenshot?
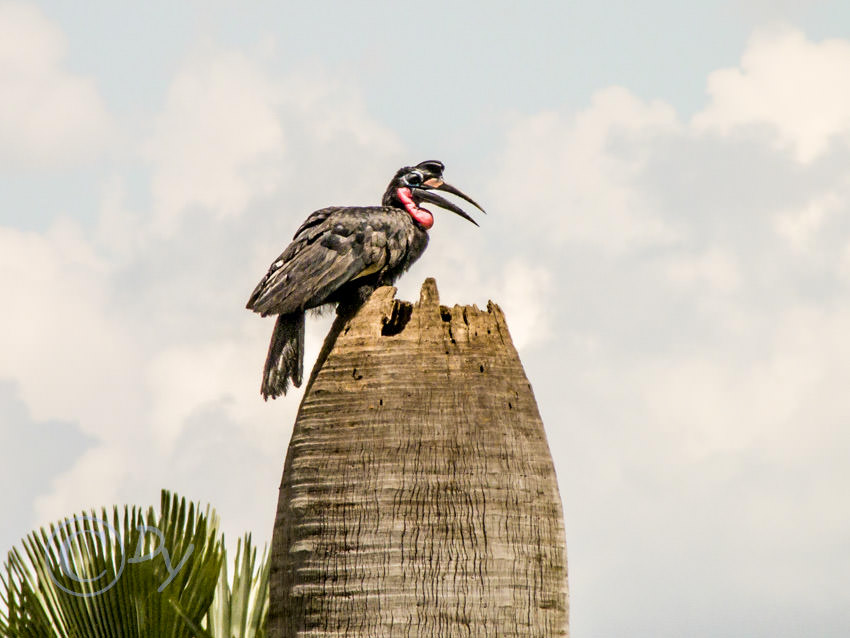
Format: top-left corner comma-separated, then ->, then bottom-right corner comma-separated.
270,279 -> 568,638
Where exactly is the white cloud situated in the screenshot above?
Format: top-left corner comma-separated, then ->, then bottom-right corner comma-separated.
280,66 -> 403,150
0,222 -> 140,429
0,2 -> 112,167
0,220 -> 148,526
694,25 -> 850,162
774,190 -> 845,252
1,41 -> 406,544
33,446 -> 133,521
145,48 -> 287,235
484,29 -> 850,636
664,249 -> 742,294
489,259 -> 553,350
491,86 -> 681,252
145,48 -> 404,236
146,318 -> 319,454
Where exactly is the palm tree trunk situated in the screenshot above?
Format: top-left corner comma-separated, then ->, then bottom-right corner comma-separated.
269,278 -> 568,638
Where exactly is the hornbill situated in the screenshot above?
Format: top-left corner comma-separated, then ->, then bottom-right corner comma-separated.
246,160 -> 485,400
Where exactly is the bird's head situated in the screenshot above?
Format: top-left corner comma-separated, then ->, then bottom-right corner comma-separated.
382,160 -> 485,229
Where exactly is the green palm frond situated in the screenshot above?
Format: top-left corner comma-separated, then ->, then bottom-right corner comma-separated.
203,535 -> 269,638
1,491 -> 223,638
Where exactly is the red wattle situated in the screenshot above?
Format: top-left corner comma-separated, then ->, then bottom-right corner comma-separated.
396,187 -> 434,229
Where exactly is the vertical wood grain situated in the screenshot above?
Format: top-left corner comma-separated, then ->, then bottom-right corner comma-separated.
269,279 -> 568,637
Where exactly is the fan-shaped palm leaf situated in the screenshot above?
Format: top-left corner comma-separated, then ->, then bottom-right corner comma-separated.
1,490 -> 223,638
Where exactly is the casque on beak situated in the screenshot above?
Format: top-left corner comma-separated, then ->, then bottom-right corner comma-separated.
416,177 -> 486,226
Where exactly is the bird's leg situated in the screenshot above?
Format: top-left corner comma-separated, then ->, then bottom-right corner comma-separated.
301,300 -> 362,396
334,281 -> 378,314
302,281 -> 380,394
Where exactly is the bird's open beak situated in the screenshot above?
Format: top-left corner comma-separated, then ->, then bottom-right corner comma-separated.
418,177 -> 486,226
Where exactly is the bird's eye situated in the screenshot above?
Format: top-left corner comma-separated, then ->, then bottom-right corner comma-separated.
405,171 -> 423,186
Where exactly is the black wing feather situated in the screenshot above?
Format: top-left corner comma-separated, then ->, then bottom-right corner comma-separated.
246,206 -> 414,316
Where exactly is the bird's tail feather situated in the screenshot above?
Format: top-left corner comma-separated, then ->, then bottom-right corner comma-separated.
261,312 -> 304,400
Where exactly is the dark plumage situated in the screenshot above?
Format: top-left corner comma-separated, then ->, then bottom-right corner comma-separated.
247,160 -> 484,399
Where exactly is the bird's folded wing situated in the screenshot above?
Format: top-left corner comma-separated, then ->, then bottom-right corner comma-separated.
246,208 -> 402,316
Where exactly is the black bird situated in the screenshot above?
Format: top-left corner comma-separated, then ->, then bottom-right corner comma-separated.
246,160 -> 484,400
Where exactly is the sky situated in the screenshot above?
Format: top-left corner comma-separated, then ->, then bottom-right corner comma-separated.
2,1 -> 850,636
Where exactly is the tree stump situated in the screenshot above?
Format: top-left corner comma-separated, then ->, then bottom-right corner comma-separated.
269,279 -> 568,638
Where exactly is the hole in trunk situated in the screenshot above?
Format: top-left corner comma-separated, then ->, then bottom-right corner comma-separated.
381,300 -> 413,336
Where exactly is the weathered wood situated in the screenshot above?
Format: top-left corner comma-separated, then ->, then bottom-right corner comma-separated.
270,279 -> 568,638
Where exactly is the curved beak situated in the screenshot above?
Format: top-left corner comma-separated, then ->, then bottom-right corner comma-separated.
418,177 -> 486,226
